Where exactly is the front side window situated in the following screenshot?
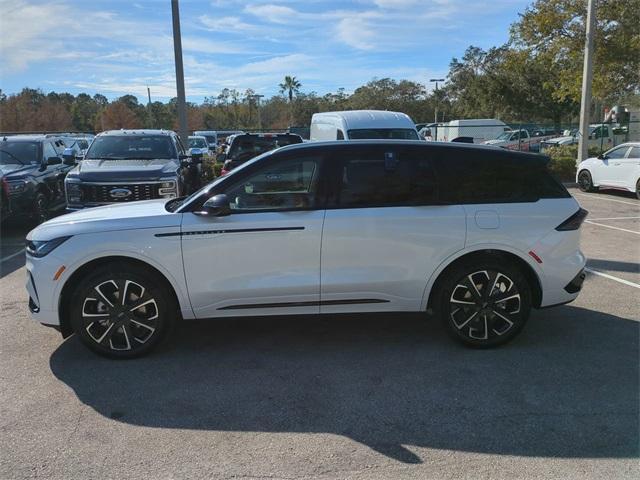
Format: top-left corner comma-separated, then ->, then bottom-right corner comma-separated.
335,148 -> 437,208
224,155 -> 322,212
605,146 -> 629,159
0,141 -> 39,165
43,142 -> 58,161
85,136 -> 177,160
347,129 -> 419,140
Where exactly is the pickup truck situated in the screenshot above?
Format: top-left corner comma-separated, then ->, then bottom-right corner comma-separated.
540,124 -> 620,152
64,129 -> 201,210
483,129 -> 557,152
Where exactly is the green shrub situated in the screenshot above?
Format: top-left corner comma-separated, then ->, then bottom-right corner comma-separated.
544,145 -> 600,182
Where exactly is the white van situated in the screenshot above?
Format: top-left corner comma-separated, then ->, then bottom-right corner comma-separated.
310,110 -> 419,141
435,119 -> 509,143
193,130 -> 218,151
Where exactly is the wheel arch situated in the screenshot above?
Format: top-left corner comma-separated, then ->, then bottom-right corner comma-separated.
423,248 -> 543,312
58,255 -> 184,338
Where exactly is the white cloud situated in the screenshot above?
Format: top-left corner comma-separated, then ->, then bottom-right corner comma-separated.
243,4 -> 299,23
199,15 -> 256,32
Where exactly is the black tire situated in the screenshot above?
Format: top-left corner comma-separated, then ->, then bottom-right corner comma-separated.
435,259 -> 532,348
578,170 -> 597,193
69,262 -> 177,359
636,180 -> 639,200
31,192 -> 50,225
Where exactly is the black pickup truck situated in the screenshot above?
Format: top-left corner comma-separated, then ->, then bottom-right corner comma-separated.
0,135 -> 76,223
64,129 -> 202,210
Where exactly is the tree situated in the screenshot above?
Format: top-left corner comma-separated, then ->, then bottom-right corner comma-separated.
279,76 -> 302,103
96,101 -> 143,130
511,0 -> 640,104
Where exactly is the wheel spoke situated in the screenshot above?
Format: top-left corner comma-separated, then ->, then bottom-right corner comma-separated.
453,309 -> 479,329
81,298 -> 110,318
469,314 -> 489,340
94,280 -> 117,309
491,309 -> 515,335
129,297 -> 157,313
484,271 -> 499,301
462,276 -> 482,302
130,318 -> 156,334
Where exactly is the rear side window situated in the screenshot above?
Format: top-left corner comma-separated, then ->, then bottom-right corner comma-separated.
434,149 -> 569,204
334,147 -> 437,208
628,146 -> 640,158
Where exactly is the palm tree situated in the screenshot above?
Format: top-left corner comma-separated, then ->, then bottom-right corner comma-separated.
279,76 -> 301,103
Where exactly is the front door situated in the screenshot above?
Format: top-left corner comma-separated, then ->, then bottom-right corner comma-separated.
598,145 -> 630,187
181,152 -> 326,318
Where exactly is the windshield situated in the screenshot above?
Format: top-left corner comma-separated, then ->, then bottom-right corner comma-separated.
85,135 -> 176,160
188,137 -> 208,148
0,142 -> 39,165
75,139 -> 89,149
203,135 -> 217,144
347,129 -> 419,140
496,132 -> 513,140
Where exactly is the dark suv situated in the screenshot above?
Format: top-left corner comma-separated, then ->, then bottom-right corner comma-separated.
65,129 -> 199,210
219,133 -> 303,175
0,135 -> 75,223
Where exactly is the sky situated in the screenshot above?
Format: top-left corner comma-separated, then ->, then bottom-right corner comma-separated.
0,0 -> 531,102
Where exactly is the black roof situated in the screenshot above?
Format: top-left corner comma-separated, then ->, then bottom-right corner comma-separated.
276,140 -> 548,162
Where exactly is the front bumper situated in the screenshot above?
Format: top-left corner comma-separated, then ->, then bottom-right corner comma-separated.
25,253 -> 64,327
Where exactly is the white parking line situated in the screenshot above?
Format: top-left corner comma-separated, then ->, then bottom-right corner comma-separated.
584,220 -> 640,235
574,193 -> 639,207
585,268 -> 640,289
587,216 -> 640,221
0,250 -> 24,263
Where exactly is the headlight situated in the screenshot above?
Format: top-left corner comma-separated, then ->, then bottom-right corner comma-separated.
65,182 -> 82,203
159,179 -> 177,198
25,236 -> 72,258
7,180 -> 27,195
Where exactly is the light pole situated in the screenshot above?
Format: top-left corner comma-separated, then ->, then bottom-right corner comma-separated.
430,78 -> 445,124
249,94 -> 264,130
171,0 -> 188,146
577,0 -> 596,163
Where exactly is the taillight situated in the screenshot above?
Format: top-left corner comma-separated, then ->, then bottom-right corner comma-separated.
556,208 -> 588,231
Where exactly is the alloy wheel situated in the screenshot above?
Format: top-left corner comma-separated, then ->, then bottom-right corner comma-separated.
449,270 -> 522,341
82,279 -> 160,352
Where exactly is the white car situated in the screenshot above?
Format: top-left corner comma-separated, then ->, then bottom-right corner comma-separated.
26,141 -> 587,358
577,142 -> 640,198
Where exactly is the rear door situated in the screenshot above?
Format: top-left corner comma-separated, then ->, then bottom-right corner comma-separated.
319,145 -> 466,313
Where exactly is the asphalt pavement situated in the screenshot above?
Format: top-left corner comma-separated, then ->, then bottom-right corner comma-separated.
0,188 -> 638,479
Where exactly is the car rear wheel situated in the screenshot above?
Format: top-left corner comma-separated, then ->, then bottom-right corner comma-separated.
435,260 -> 532,348
70,262 -> 177,359
578,170 -> 597,193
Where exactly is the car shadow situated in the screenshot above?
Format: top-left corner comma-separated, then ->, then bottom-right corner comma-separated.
588,258 -> 640,274
50,306 -> 639,463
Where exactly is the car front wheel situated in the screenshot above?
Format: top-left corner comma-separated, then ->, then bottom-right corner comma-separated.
436,260 -> 532,348
70,262 -> 177,358
578,170 -> 597,193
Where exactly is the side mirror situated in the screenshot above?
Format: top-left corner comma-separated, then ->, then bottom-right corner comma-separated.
62,148 -> 77,165
47,156 -> 62,166
597,153 -> 606,160
195,194 -> 231,217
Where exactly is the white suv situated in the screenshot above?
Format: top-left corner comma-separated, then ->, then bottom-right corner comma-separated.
26,141 -> 587,358
577,142 -> 640,198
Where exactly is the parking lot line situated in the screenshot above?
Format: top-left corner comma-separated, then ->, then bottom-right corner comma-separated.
585,220 -> 640,235
0,250 -> 24,263
574,193 -> 639,207
585,267 -> 640,289
587,216 -> 640,221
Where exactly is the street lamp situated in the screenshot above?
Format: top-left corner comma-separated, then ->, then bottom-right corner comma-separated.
430,78 -> 445,124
